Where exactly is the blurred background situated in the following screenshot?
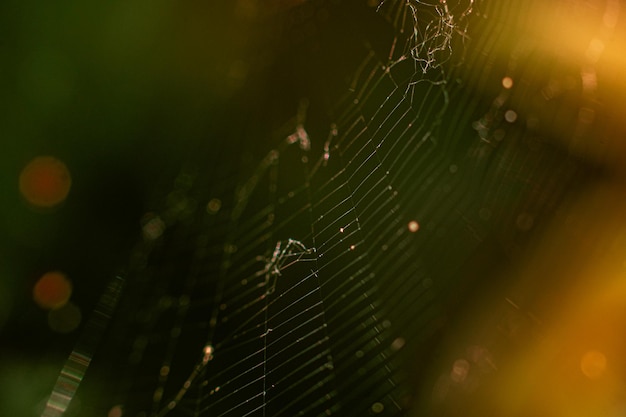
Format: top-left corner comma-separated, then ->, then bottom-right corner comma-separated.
1,0 -> 626,416
0,0 -> 257,412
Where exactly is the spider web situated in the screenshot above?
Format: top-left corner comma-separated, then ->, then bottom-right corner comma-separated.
53,0 -> 619,416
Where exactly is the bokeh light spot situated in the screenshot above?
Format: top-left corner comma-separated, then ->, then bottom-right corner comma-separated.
391,337 -> 405,351
47,302 -> 81,333
581,350 -> 607,380
141,213 -> 165,241
504,110 -> 518,123
408,220 -> 419,232
371,402 -> 384,413
19,156 -> 71,208
206,198 -> 222,214
502,76 -> 514,89
33,271 -> 72,310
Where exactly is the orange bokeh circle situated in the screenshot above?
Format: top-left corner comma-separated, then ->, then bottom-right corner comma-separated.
19,156 -> 71,208
33,271 -> 72,310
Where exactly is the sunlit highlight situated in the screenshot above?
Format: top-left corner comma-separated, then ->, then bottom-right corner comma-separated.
33,271 -> 72,310
19,156 -> 71,208
585,38 -> 605,64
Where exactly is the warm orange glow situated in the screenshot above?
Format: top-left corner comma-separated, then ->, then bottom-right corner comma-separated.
19,156 -> 71,208
581,350 -> 607,379
408,220 -> 419,232
478,182 -> 626,416
33,271 -> 72,310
